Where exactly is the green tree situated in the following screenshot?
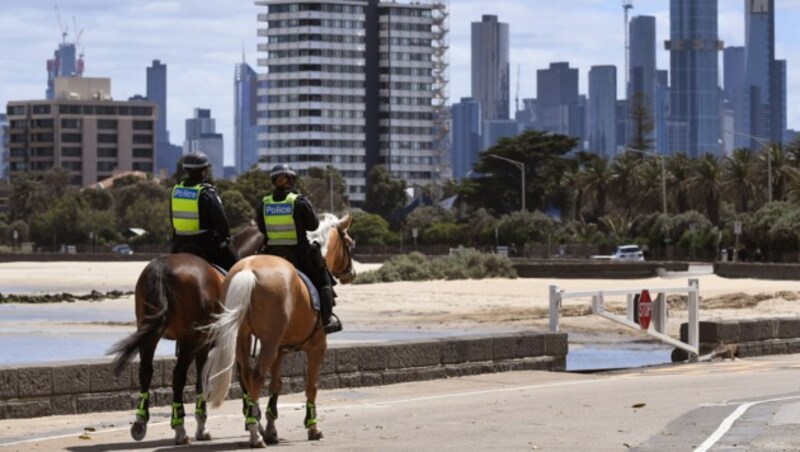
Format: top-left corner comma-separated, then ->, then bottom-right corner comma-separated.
666,153 -> 692,213
220,189 -> 255,229
496,210 -> 557,246
232,167 -> 273,213
363,166 -> 407,219
610,152 -> 643,215
121,196 -> 171,245
628,91 -> 655,152
722,148 -> 757,212
348,211 -> 394,246
580,155 -> 613,219
467,130 -> 578,215
688,153 -> 723,225
301,166 -> 349,214
422,222 -> 466,245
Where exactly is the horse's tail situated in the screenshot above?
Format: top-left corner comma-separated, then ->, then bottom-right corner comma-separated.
203,269 -> 256,407
108,258 -> 171,376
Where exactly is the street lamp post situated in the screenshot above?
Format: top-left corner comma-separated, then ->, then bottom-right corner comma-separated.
327,165 -> 335,213
625,147 -> 667,216
726,130 -> 773,203
488,154 -> 526,212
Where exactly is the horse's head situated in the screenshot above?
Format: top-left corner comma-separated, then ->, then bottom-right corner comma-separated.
232,222 -> 261,258
326,214 -> 356,284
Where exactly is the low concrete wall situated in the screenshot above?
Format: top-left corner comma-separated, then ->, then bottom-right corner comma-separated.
714,262 -> 800,280
0,331 -> 566,420
514,261 -> 689,279
676,318 -> 800,360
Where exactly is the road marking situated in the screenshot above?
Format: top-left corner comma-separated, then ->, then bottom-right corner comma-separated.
694,394 -> 800,452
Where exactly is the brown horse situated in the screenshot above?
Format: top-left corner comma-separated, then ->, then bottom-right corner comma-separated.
108,228 -> 257,444
203,213 -> 355,448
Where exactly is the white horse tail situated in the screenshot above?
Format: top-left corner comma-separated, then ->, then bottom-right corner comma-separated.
203,270 -> 257,407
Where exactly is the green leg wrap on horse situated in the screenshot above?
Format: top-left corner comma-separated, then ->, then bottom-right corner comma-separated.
170,402 -> 185,428
135,392 -> 151,423
243,394 -> 261,427
304,402 -> 317,428
195,394 -> 207,421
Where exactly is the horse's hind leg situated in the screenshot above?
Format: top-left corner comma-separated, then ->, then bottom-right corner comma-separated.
131,335 -> 159,441
304,341 -> 327,441
242,336 -> 281,448
170,339 -> 195,445
193,342 -> 212,441
263,350 -> 286,445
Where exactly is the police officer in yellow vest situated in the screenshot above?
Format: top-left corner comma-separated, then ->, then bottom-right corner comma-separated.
256,164 -> 342,334
170,152 -> 239,271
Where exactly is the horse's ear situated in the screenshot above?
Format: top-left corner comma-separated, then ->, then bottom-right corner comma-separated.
338,214 -> 352,230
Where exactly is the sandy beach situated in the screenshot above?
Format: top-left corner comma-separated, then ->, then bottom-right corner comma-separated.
2,260 -> 799,340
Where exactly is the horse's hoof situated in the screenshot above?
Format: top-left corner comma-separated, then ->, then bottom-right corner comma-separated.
130,421 -> 147,441
263,431 -> 279,445
174,425 -> 190,445
249,439 -> 266,448
196,429 -> 212,441
307,427 -> 324,441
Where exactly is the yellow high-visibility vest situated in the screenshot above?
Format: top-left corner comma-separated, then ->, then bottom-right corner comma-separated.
171,183 -> 205,235
263,193 -> 298,245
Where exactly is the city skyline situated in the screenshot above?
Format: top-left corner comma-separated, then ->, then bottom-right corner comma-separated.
3,1 -> 800,167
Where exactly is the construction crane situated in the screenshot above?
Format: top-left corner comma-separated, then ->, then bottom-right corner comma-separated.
54,4 -> 68,43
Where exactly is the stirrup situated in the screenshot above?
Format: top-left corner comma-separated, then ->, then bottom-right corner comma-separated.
323,313 -> 342,334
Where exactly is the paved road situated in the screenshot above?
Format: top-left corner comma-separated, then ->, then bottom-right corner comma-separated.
3,354 -> 800,451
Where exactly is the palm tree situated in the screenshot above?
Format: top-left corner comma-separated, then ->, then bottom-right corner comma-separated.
688,153 -> 723,225
610,152 -> 643,215
666,153 -> 692,214
636,158 -> 663,216
579,155 -> 613,219
722,148 -> 757,212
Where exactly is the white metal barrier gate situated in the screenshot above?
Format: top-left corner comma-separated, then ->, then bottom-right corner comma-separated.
549,279 -> 700,360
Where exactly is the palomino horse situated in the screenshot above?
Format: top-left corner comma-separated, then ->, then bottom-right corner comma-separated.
108,228 -> 257,444
203,213 -> 355,448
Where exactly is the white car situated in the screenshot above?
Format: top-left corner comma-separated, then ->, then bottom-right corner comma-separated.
611,245 -> 645,262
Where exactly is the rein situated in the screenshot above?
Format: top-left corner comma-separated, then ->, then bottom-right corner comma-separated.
330,225 -> 354,279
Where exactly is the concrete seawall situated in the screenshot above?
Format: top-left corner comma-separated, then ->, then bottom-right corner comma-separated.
676,318 -> 800,360
0,331 -> 567,420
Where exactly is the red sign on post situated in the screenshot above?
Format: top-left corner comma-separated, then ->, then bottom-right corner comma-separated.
638,289 -> 652,330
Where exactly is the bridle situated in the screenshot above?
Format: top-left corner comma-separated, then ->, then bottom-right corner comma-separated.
331,225 -> 355,280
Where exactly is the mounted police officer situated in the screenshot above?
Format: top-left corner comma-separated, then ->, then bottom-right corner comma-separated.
170,152 -> 239,271
256,164 -> 342,334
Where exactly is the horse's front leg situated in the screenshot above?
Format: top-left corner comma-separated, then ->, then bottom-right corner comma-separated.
263,350 -> 286,445
193,343 -> 212,441
304,339 -> 327,441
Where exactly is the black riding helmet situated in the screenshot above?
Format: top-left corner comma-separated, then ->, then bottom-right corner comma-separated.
183,152 -> 211,170
270,164 -> 296,184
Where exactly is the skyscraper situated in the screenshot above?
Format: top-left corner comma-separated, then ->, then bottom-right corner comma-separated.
0,114 -> 7,179
471,15 -> 510,121
450,98 -> 481,181
745,0 -> 775,147
256,0 -> 441,204
724,46 -> 748,149
46,42 -> 85,100
234,60 -> 259,174
536,62 -> 580,139
629,16 -> 657,149
666,0 -> 723,157
184,108 -> 224,179
588,66 -> 617,157
146,60 -> 180,176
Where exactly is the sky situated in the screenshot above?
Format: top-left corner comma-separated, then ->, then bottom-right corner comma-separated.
2,1 -> 800,166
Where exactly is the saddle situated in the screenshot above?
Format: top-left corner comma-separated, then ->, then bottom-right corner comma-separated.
296,270 -> 321,312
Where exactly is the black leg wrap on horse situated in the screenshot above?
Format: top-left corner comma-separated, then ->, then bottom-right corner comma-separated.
266,394 -> 279,420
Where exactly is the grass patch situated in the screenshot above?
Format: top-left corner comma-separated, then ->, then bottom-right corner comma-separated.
353,248 -> 517,284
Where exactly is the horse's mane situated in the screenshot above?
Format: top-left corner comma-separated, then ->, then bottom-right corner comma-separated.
307,213 -> 340,257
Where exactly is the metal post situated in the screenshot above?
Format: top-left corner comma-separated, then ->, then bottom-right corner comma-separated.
329,167 -> 334,213
655,292 -> 667,334
688,278 -> 699,360
549,285 -> 560,332
626,294 -> 634,322
661,158 -> 667,216
767,147 -> 773,203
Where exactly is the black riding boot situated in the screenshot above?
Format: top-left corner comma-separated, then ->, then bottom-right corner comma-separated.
319,286 -> 342,334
